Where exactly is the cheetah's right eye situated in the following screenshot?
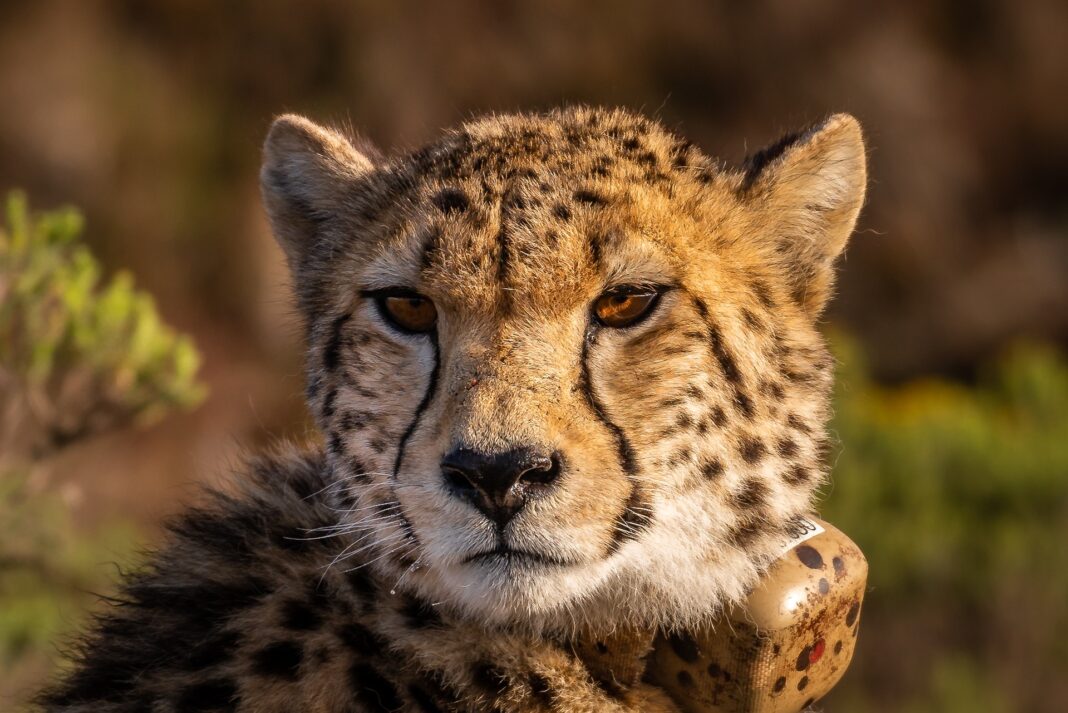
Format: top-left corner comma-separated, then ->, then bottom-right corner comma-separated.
373,292 -> 438,334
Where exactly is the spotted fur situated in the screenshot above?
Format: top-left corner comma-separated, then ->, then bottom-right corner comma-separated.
40,107 -> 866,712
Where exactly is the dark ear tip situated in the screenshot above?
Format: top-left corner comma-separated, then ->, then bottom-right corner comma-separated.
740,113 -> 865,192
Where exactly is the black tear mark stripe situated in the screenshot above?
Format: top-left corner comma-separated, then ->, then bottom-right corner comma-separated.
391,334 -> 441,481
579,327 -> 651,554
384,337 -> 440,559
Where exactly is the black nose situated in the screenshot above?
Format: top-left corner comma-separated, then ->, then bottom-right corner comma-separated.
441,447 -> 561,527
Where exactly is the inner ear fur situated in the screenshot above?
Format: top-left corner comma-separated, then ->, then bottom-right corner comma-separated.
741,114 -> 867,316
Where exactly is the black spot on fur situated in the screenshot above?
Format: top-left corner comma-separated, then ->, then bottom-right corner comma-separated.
472,662 -> 509,697
670,139 -> 696,168
670,447 -> 692,466
431,187 -> 470,215
734,390 -> 756,419
677,670 -> 695,687
401,597 -> 443,629
710,406 -> 727,427
786,413 -> 811,433
751,279 -> 776,309
321,388 -> 337,419
739,436 -> 767,464
337,622 -> 386,657
762,380 -> 786,401
588,232 -> 607,267
339,410 -> 371,431
252,640 -> 303,681
346,568 -> 377,600
350,663 -> 404,712
175,678 -> 239,711
701,458 -> 724,480
637,151 -> 658,167
573,189 -> 607,206
327,431 -> 344,457
729,521 -> 764,546
408,683 -> 446,713
732,478 -> 769,509
528,672 -> 555,707
778,438 -> 799,458
281,598 -> 322,631
785,465 -> 812,486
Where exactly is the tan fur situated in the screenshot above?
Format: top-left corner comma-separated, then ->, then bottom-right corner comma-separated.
41,107 -> 865,712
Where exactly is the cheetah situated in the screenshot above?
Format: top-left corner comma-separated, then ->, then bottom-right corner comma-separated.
39,106 -> 866,712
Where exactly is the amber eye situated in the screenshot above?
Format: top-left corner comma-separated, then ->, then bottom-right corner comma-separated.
375,293 -> 438,334
593,289 -> 661,328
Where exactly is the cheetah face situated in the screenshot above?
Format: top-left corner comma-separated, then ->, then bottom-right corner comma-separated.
261,108 -> 866,632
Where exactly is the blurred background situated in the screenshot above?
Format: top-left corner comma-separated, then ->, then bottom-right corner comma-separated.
1,1 -> 1066,710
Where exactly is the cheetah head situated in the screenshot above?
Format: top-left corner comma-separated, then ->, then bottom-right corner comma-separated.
260,108 -> 866,633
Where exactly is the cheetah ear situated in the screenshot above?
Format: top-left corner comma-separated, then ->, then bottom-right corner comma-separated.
741,114 -> 867,316
260,114 -> 377,279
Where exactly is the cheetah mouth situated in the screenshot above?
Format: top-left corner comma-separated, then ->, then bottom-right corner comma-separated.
461,546 -> 578,568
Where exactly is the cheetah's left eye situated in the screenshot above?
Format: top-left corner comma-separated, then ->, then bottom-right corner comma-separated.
593,288 -> 661,328
374,292 -> 438,334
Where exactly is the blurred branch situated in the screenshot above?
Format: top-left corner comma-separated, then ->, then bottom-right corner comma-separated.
0,190 -> 207,460
0,190 -> 207,672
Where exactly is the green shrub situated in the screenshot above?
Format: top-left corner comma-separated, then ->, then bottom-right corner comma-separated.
824,336 -> 1068,712
0,191 -> 206,702
0,191 -> 205,455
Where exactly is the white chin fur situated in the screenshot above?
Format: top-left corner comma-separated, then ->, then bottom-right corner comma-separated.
425,550 -> 616,629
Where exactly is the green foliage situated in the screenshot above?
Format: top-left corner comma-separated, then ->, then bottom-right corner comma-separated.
826,337 -> 1068,604
0,467 -> 139,663
0,191 -> 206,453
824,336 -> 1068,711
0,191 -> 206,702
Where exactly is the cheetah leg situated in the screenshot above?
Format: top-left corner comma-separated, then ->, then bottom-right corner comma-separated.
388,622 -> 681,712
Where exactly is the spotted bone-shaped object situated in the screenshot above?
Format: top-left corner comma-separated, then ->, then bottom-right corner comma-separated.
575,519 -> 867,712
